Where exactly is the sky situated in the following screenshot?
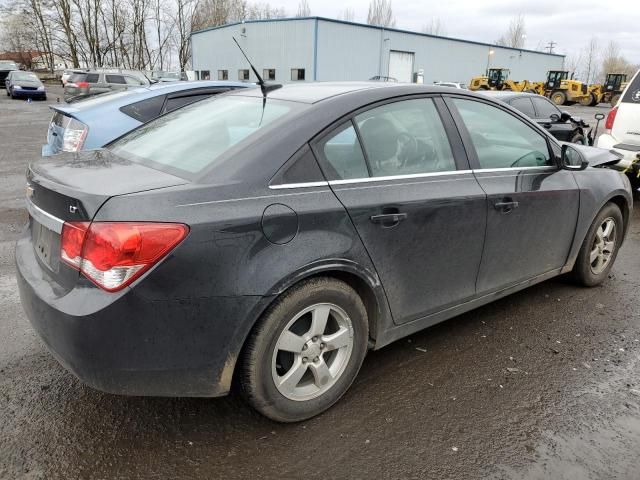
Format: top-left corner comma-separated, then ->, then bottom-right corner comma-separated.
269,0 -> 640,65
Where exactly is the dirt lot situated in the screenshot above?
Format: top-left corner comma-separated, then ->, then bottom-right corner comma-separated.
1,87 -> 639,480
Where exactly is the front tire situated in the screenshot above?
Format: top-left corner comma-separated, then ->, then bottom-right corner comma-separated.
573,203 -> 623,287
610,94 -> 621,107
241,277 -> 369,422
551,90 -> 567,105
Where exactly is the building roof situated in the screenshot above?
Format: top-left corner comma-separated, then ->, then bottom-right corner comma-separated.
230,81 -> 453,104
191,16 -> 565,58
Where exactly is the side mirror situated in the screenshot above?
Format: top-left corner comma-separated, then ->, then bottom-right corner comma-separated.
560,144 -> 588,170
560,111 -> 572,122
594,113 -> 605,121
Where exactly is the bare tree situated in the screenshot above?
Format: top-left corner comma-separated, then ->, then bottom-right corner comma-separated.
296,0 -> 310,17
367,0 -> 394,27
421,18 -> 446,36
564,51 -> 582,79
599,41 -> 636,80
495,14 -> 526,49
581,37 -> 599,85
337,7 -> 354,21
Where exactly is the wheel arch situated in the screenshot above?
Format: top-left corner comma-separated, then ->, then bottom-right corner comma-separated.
607,194 -> 631,241
227,260 -> 392,392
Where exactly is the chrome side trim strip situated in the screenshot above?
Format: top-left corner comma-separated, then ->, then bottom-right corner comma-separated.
472,166 -> 557,173
26,199 -> 64,234
328,170 -> 473,186
268,181 -> 329,190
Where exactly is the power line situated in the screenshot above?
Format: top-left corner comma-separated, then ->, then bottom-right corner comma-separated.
545,41 -> 557,54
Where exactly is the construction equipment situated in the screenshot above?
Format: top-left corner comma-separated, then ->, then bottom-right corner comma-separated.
469,68 -> 540,92
544,70 -> 589,105
581,73 -> 629,107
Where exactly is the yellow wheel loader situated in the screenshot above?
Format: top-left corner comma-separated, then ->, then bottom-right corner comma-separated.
469,68 -> 538,92
544,70 -> 589,105
581,73 -> 629,107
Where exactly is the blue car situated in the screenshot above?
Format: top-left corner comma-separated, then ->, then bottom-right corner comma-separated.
42,80 -> 253,156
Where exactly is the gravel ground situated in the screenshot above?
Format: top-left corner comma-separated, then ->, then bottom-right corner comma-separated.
1,87 -> 639,480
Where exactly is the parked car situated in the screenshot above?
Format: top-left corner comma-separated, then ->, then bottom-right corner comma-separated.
17,83 -> 632,423
43,80 -> 253,156
597,69 -> 640,190
60,68 -> 88,87
433,81 -> 467,89
63,70 -> 152,102
5,71 -> 46,100
481,91 -> 592,145
0,60 -> 19,87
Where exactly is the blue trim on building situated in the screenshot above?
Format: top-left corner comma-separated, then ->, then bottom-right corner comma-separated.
313,18 -> 319,81
190,16 -> 565,59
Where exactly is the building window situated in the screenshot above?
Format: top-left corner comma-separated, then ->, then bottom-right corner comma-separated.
195,71 -> 200,80
238,69 -> 250,81
291,68 -> 305,81
200,70 -> 210,80
217,70 -> 228,80
263,68 -> 276,81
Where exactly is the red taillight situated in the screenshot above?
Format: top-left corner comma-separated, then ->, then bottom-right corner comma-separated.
76,81 -> 89,88
605,107 -> 618,131
61,222 -> 189,292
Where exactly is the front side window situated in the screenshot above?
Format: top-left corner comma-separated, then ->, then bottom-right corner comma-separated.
291,68 -> 305,81
452,98 -> 552,169
355,98 -> 456,177
319,123 -> 369,180
110,96 -> 302,176
531,97 -> 560,119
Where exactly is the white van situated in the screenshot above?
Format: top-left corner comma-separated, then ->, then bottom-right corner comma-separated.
597,69 -> 640,187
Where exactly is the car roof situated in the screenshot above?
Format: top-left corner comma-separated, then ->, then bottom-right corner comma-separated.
53,80 -> 255,115
230,81 -> 459,104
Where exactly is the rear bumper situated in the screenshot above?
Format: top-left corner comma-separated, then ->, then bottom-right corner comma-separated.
597,134 -> 640,171
16,230 -> 267,397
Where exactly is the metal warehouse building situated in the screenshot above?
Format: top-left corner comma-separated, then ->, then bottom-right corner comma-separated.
191,17 -> 565,85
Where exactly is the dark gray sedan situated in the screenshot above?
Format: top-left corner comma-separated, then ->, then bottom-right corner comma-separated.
16,83 -> 632,422
5,71 -> 46,100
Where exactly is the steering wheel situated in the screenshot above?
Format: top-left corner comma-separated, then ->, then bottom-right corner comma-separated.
397,133 -> 418,168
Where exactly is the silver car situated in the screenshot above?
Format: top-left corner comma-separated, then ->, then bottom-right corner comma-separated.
64,70 -> 151,102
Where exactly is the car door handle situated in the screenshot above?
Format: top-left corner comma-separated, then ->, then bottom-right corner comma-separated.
370,212 -> 407,226
494,200 -> 519,213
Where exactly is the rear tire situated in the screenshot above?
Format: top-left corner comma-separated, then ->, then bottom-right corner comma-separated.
573,203 -> 623,287
241,277 -> 369,422
610,94 -> 621,107
579,94 -> 594,107
551,91 -> 567,105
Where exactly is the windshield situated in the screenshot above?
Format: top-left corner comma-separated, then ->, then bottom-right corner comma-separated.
110,95 -> 303,175
0,61 -> 18,70
13,72 -> 39,82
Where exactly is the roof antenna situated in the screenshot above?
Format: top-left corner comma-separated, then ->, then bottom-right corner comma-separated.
233,36 -> 282,106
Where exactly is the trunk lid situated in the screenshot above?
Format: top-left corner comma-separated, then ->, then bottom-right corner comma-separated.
26,149 -> 188,290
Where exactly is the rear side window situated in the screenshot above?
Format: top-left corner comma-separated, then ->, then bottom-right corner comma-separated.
106,75 -> 126,84
355,98 -> 456,177
509,97 -> 536,118
120,95 -> 166,122
319,123 -> 369,180
622,73 -> 640,103
531,97 -> 559,119
86,73 -> 99,83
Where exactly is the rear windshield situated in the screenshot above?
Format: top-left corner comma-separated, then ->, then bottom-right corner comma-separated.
109,95 -> 303,176
622,72 -> 640,104
69,73 -> 99,83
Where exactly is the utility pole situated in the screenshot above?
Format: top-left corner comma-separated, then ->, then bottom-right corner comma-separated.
545,41 -> 557,54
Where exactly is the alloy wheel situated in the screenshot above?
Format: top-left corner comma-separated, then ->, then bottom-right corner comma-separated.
590,217 -> 616,275
271,303 -> 354,401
